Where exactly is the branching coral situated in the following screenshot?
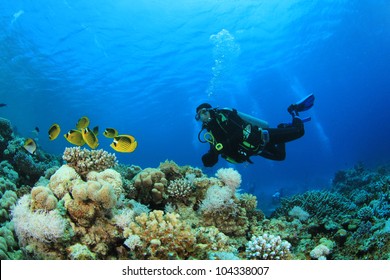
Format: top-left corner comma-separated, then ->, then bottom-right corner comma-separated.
166,178 -> 193,200
62,147 -> 117,179
246,233 -> 292,260
274,190 -> 355,220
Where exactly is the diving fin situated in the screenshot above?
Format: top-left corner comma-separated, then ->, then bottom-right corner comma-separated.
288,94 -> 315,116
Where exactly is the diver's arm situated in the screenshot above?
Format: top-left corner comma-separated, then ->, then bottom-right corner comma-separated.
202,146 -> 219,167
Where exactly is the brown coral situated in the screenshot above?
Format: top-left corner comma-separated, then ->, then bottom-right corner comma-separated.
86,169 -> 123,197
132,168 -> 168,205
201,202 -> 249,236
159,160 -> 182,180
62,147 -> 117,179
124,210 -> 196,259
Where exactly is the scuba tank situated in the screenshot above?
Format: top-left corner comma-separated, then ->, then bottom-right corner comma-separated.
236,111 -> 269,129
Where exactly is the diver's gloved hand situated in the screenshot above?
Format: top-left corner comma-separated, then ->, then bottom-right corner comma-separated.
202,151 -> 219,167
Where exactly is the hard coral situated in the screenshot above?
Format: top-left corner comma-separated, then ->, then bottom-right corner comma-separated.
0,118 -> 13,155
62,147 -> 117,179
159,160 -> 182,180
124,210 -> 196,259
132,168 -> 168,205
87,169 -> 123,197
167,178 -> 193,200
246,233 -> 292,260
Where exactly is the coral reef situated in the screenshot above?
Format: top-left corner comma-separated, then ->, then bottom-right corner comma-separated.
0,117 -> 389,260
1,118 -> 61,187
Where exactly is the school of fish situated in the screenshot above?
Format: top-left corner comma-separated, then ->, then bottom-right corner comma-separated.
23,116 -> 137,155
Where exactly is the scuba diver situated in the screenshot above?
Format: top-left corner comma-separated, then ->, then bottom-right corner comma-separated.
195,94 -> 315,167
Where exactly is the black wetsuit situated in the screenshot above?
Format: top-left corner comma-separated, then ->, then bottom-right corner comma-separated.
200,108 -> 305,167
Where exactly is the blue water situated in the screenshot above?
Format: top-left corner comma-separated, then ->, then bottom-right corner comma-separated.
1,1 -> 389,210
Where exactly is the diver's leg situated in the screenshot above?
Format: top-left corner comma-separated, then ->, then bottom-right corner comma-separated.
259,143 -> 286,161
267,117 -> 304,144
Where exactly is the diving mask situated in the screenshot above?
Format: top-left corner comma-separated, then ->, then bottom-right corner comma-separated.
195,108 -> 210,121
